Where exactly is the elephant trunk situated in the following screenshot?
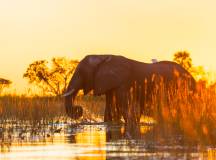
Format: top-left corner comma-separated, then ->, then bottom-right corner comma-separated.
63,75 -> 83,119
64,93 -> 73,114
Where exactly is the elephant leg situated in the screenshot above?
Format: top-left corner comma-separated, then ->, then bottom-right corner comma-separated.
104,92 -> 113,122
115,86 -> 129,123
138,84 -> 145,121
105,91 -> 122,123
117,86 -> 141,138
143,83 -> 153,116
112,91 -> 123,123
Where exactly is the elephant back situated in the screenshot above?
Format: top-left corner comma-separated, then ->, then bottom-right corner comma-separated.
152,61 -> 196,91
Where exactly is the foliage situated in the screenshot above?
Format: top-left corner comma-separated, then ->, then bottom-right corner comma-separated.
0,78 -> 12,93
23,57 -> 79,96
190,66 -> 208,81
173,51 -> 210,83
173,51 -> 192,71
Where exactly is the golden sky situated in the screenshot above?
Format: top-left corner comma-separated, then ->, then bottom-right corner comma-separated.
0,0 -> 216,93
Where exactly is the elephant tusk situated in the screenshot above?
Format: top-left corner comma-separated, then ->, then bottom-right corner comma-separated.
62,89 -> 75,97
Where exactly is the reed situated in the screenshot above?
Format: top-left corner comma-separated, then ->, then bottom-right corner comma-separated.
0,80 -> 216,145
145,80 -> 216,145
0,95 -> 105,124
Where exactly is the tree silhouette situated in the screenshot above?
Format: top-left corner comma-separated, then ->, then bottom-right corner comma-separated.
173,51 -> 209,82
0,78 -> 12,93
23,57 -> 79,96
173,51 -> 192,71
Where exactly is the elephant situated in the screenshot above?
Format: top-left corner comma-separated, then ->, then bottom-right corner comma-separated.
63,55 -> 196,123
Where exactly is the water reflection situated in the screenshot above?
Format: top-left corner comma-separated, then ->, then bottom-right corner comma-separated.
0,123 -> 216,160
74,126 -> 106,160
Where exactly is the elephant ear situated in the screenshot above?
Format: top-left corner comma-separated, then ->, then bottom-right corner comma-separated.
94,56 -> 131,95
82,55 -> 111,94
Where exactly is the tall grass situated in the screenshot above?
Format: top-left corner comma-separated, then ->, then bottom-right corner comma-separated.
144,80 -> 216,145
0,80 -> 216,145
0,95 -> 105,124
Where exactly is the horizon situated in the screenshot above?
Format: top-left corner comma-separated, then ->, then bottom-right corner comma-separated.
0,0 -> 216,93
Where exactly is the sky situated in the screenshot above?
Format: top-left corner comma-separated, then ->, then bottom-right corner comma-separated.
0,0 -> 216,93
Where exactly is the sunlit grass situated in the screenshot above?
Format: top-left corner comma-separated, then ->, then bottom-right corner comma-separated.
145,80 -> 216,145
1,79 -> 216,145
0,95 -> 105,124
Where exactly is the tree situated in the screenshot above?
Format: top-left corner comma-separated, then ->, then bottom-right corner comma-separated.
173,51 -> 209,82
0,78 -> 12,93
23,57 -> 79,96
190,66 -> 207,81
173,51 -> 192,71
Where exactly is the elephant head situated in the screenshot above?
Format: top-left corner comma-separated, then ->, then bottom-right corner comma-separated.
62,55 -> 131,119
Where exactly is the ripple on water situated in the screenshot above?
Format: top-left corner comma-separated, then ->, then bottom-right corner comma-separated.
0,123 -> 215,160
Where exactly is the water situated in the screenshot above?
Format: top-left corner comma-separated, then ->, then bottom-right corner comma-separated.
0,122 -> 215,160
